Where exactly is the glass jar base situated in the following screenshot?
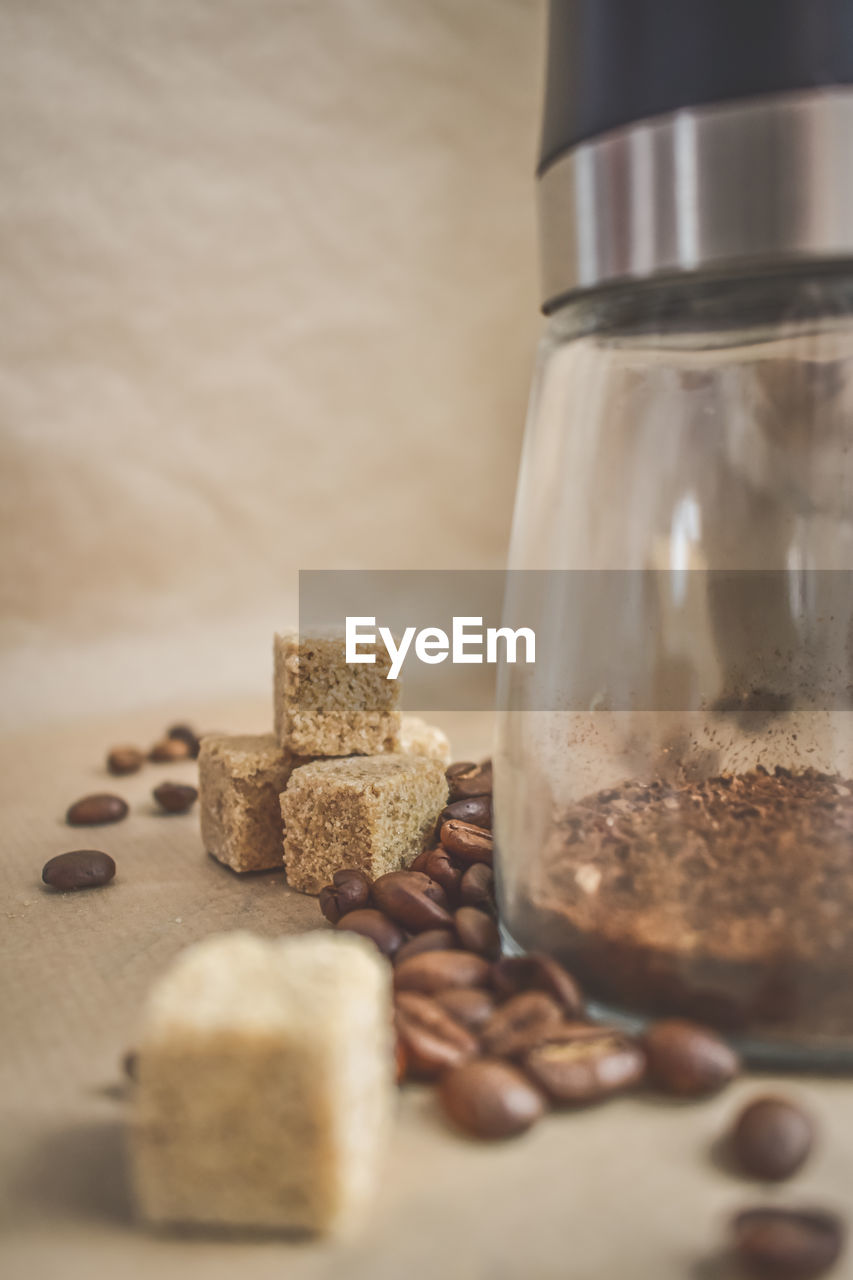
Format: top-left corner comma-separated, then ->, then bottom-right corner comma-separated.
498,921 -> 853,1073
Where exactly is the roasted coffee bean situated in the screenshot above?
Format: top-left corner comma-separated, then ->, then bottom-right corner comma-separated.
65,794 -> 129,826
42,849 -> 116,891
408,848 -> 433,873
439,794 -> 492,832
122,1049 -> 138,1081
439,1058 -> 545,1140
149,737 -> 191,763
423,847 -> 464,901
491,953 -> 584,1018
335,908 -> 404,959
106,745 -> 145,776
523,1030 -> 646,1105
395,991 -> 479,1078
446,760 -> 493,803
731,1096 -> 815,1182
480,991 -> 563,1057
732,1207 -> 843,1279
318,869 -> 372,924
454,906 -> 500,959
152,782 -> 198,814
394,1037 -> 408,1084
167,723 -> 201,758
459,862 -> 495,908
643,1019 -> 739,1097
440,820 -> 493,866
435,987 -> 497,1032
394,949 -> 491,994
394,930 -> 458,965
371,871 -> 452,932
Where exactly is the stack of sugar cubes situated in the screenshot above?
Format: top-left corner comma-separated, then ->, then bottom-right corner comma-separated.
129,630 -> 453,1238
197,630 -> 451,890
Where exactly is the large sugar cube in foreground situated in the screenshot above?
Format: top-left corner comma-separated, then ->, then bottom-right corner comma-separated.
199,733 -> 302,873
274,630 -> 401,756
130,931 -> 393,1235
282,754 -> 448,894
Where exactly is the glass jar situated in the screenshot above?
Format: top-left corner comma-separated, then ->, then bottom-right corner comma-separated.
496,269 -> 853,1063
497,1 -> 853,1064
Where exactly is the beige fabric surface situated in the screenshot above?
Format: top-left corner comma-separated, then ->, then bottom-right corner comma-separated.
0,0 -> 541,731
3,698 -> 853,1280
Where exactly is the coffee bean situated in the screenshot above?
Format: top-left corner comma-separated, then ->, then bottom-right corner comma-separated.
167,723 -> 201,759
524,1030 -> 646,1105
446,760 -> 493,803
42,850 -> 116,891
149,737 -> 191,763
731,1096 -> 815,1181
732,1207 -> 843,1279
65,794 -> 129,826
122,1049 -> 138,1081
435,987 -> 496,1032
643,1019 -> 740,1097
454,906 -> 500,959
394,991 -> 479,1078
439,1059 -> 545,1139
491,954 -> 584,1018
335,908 -> 404,958
394,949 -> 491,994
459,862 -> 495,908
440,819 -> 493,866
480,991 -> 564,1057
372,871 -> 452,932
318,869 -> 372,924
423,847 -> 464,901
152,782 -> 198,814
394,929 -> 458,965
408,848 -> 433,873
106,746 -> 145,776
439,794 -> 492,832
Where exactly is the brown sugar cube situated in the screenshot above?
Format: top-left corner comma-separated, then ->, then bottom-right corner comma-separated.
395,714 -> 451,765
199,733 -> 304,873
273,630 -> 401,757
129,931 -> 393,1235
281,754 -> 448,894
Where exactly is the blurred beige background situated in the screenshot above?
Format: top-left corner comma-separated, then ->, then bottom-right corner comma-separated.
0,0 -> 543,729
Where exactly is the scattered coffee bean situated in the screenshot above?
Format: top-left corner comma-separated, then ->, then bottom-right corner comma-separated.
335,908 -> 404,958
395,991 -> 479,1078
440,819 -> 493,866
106,745 -> 145,776
42,849 -> 116,891
372,871 -> 453,932
491,953 -> 584,1018
731,1096 -> 815,1182
395,1037 -> 408,1084
446,760 -> 493,803
152,782 -> 198,814
394,929 -> 458,966
435,986 -> 496,1032
122,1049 -> 138,1081
167,723 -> 201,759
731,1207 -> 843,1279
394,949 -> 492,994
459,861 -> 495,908
643,1019 -> 740,1097
439,794 -> 492,832
318,869 -> 372,924
65,794 -> 129,826
423,847 -> 464,900
454,906 -> 500,959
149,737 -> 191,763
480,991 -> 564,1057
439,1058 -> 545,1140
524,1030 -> 646,1105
